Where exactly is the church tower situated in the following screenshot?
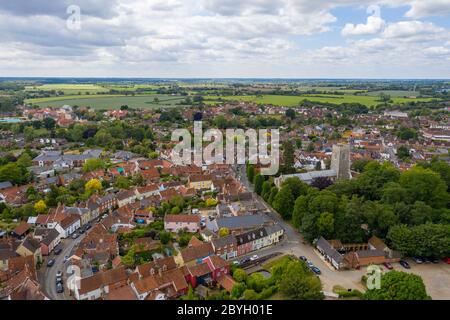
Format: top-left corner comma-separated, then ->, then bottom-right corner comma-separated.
331,144 -> 351,180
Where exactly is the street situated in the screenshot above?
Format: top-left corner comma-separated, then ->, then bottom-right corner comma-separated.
38,233 -> 86,300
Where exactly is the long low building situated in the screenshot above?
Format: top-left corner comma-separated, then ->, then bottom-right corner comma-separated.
275,169 -> 337,187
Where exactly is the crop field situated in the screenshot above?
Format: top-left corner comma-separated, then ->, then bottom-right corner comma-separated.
25,94 -> 187,109
25,84 -> 109,94
204,94 -> 437,107
361,90 -> 421,97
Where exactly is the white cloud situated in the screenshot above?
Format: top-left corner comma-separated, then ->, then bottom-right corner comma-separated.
342,15 -> 386,36
405,0 -> 450,18
0,0 -> 449,77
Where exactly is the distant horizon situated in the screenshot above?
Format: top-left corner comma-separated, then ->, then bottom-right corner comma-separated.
1,77 -> 449,81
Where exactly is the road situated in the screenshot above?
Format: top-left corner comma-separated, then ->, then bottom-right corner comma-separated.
38,233 -> 86,300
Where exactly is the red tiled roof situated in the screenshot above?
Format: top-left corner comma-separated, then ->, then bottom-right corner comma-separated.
164,214 -> 200,224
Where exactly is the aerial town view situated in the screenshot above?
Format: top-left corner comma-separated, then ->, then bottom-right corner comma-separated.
0,0 -> 449,307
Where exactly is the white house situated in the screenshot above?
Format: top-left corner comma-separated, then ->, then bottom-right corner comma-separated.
56,215 -> 81,238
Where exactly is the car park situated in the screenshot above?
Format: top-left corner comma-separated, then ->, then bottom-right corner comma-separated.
399,260 -> 411,269
47,259 -> 55,267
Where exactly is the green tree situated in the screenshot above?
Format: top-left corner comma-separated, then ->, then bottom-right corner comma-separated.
254,174 -> 265,196
272,186 -> 295,220
231,282 -> 247,299
242,289 -> 259,300
317,212 -> 334,238
83,158 -> 105,173
285,108 -> 296,120
246,164 -> 255,184
159,231 -> 171,245
232,268 -> 247,283
397,145 -> 410,161
281,141 -> 295,174
387,224 -> 450,258
399,166 -> 448,208
364,271 -> 430,300
279,261 -> 323,300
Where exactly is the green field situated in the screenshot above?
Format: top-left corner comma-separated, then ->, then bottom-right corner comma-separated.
25,84 -> 109,94
204,94 -> 437,107
25,94 -> 187,109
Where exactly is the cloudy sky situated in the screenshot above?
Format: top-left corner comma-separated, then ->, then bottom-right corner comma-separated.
1,0 -> 450,78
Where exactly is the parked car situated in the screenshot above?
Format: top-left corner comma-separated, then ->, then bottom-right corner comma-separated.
71,233 -> 79,239
383,262 -> 394,270
241,258 -> 250,264
47,259 -> 55,267
85,224 -> 92,230
412,257 -> 423,264
307,261 -> 315,268
56,271 -> 63,278
56,277 -> 63,284
422,257 -> 431,264
311,266 -> 321,275
54,248 -> 63,255
299,256 -> 307,262
232,261 -> 240,266
56,283 -> 64,294
102,214 -> 108,219
250,255 -> 259,261
96,218 -> 101,223
79,228 -> 85,234
399,260 -> 411,269
63,256 -> 69,263
428,257 -> 439,264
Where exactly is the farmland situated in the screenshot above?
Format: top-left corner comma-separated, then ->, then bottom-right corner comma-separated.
25,94 -> 187,109
204,94 -> 437,107
25,84 -> 109,95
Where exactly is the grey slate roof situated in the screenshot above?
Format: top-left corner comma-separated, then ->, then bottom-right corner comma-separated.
356,249 -> 385,258
216,214 -> 269,230
236,227 -> 268,245
211,235 -> 237,248
0,181 -> 13,190
264,224 -> 284,236
316,236 -> 344,264
41,229 -> 60,246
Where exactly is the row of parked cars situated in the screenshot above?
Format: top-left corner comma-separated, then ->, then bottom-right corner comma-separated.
299,256 -> 321,275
